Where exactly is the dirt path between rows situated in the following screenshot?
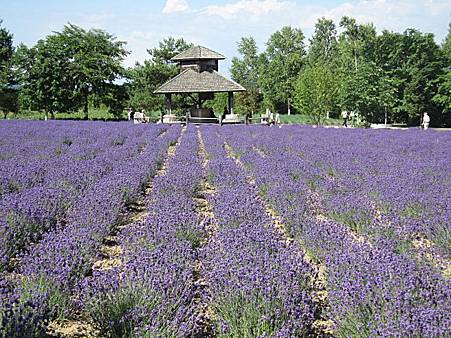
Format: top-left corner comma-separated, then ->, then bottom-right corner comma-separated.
190,127 -> 217,336
224,141 -> 333,336
48,127 -> 185,338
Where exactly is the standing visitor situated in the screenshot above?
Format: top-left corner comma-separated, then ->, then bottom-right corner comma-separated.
269,111 -> 275,126
422,112 -> 430,130
274,113 -> 281,126
342,111 -> 349,127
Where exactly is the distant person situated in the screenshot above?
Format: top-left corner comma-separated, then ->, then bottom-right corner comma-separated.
274,113 -> 281,126
269,111 -> 275,126
342,111 -> 349,127
422,112 -> 430,130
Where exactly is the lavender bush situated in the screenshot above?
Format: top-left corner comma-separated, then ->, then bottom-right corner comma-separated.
201,126 -> 316,337
0,121 -> 178,336
219,125 -> 450,337
1,121 -> 449,337
81,126 -> 201,337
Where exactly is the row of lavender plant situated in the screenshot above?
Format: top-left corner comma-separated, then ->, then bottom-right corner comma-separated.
252,126 -> 450,260
218,125 -> 450,337
0,121 -> 148,196
0,121 -> 166,272
200,125 -> 317,337
80,126 -> 204,337
0,125 -> 181,337
306,128 -> 450,259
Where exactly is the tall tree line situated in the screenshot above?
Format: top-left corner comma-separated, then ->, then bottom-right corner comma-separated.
0,18 -> 449,125
1,22 -> 128,119
0,20 -> 18,118
230,17 -> 450,126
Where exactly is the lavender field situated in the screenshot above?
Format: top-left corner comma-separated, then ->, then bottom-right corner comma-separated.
0,121 -> 449,337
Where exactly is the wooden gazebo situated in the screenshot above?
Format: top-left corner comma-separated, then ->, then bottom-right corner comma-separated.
154,46 -> 245,123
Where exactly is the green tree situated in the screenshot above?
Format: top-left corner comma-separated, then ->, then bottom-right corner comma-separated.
294,62 -> 339,125
0,19 -> 14,86
378,75 -> 398,124
308,18 -> 338,65
397,29 -> 445,125
338,17 -> 377,71
14,37 -> 78,119
147,37 -> 192,65
204,92 -> 228,117
340,61 -> 396,124
337,21 -> 445,125
339,16 -> 360,72
432,70 -> 451,125
59,24 -> 128,119
230,36 -> 261,115
259,26 -> 306,114
0,19 -> 17,118
442,23 -> 451,64
127,37 -> 192,113
14,24 -> 128,119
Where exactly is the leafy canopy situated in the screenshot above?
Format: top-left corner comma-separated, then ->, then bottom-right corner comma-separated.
127,37 -> 193,113
14,23 -> 128,119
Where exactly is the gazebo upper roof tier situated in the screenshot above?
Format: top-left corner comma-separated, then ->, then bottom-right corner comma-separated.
171,46 -> 225,61
154,68 -> 245,94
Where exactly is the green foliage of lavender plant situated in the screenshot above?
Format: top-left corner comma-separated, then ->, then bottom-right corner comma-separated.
20,275 -> 70,321
400,202 -> 425,219
433,225 -> 451,257
328,210 -> 372,234
175,228 -> 203,249
335,304 -> 373,338
257,183 -> 268,197
2,214 -> 38,269
86,284 -> 161,338
0,276 -> 70,337
213,292 -> 291,338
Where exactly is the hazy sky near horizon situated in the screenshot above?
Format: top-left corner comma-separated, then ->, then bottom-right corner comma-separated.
1,0 -> 450,74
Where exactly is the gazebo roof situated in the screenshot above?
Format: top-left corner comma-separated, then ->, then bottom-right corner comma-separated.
171,46 -> 225,61
154,68 -> 246,94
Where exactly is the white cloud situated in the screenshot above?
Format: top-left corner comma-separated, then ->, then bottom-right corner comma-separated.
202,0 -> 293,19
300,0 -> 450,36
162,0 -> 190,14
197,0 -> 450,40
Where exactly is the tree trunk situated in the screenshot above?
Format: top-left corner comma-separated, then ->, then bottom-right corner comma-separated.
287,98 -> 291,115
354,52 -> 358,72
50,111 -> 55,119
83,95 -> 89,120
354,41 -> 358,72
2,110 -> 7,119
44,111 -> 48,121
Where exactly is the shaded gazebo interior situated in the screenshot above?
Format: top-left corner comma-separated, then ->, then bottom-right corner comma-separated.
154,46 -> 246,123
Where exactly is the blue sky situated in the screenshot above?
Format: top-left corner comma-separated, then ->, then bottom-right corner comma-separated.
1,0 -> 450,74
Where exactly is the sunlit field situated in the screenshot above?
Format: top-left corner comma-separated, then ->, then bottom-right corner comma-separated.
0,121 -> 449,337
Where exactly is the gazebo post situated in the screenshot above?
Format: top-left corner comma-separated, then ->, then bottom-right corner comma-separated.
165,93 -> 172,115
228,92 -> 234,115
154,46 -> 246,124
